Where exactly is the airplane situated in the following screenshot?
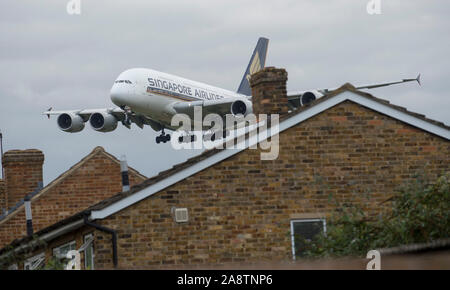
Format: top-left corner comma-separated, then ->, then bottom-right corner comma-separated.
43,37 -> 421,144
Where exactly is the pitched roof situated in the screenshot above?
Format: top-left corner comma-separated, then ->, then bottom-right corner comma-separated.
0,146 -> 146,224
1,84 -> 449,257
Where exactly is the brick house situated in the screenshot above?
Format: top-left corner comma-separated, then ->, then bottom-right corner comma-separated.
0,147 -> 146,250
0,67 -> 448,270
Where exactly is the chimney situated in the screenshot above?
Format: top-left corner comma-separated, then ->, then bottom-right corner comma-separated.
0,179 -> 5,211
2,149 -> 44,209
120,155 -> 130,192
249,67 -> 289,116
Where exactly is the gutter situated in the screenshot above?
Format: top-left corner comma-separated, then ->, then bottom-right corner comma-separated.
0,218 -> 85,265
83,214 -> 118,268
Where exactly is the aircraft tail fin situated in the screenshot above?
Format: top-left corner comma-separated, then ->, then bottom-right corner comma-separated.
237,37 -> 269,96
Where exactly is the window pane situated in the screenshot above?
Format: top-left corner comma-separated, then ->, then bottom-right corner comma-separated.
84,235 -> 94,270
292,220 -> 324,257
53,241 -> 76,258
85,246 -> 93,269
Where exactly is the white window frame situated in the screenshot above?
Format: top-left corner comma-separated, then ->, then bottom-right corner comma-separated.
290,218 -> 326,260
24,252 -> 45,270
83,233 -> 94,270
53,240 -> 76,259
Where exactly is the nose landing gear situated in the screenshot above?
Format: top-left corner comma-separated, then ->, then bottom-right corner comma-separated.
156,128 -> 171,144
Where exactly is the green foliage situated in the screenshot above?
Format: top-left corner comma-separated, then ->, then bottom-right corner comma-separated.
0,235 -> 47,270
301,173 -> 450,257
42,256 -> 67,270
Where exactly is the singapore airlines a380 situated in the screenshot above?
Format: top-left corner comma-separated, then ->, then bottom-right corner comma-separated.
44,37 -> 420,144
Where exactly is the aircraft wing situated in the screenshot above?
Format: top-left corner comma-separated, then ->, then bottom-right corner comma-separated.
42,107 -> 161,130
44,107 -> 124,119
287,74 -> 421,108
172,96 -> 253,118
289,74 -> 422,96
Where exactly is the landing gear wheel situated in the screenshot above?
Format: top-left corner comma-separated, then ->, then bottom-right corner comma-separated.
156,128 -> 171,144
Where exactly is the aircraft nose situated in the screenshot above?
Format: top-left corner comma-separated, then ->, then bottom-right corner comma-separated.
110,85 -> 128,106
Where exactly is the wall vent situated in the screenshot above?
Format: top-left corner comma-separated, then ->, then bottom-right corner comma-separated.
174,208 -> 188,223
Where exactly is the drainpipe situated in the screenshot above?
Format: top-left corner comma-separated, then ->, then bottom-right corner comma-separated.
83,214 -> 118,268
24,194 -> 33,236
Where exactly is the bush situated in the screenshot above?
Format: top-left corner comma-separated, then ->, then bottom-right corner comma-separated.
301,173 -> 450,257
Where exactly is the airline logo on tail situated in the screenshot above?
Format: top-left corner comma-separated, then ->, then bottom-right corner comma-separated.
237,37 -> 269,96
246,51 -> 261,82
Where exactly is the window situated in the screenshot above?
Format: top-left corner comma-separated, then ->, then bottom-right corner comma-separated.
53,241 -> 76,259
83,234 -> 94,270
290,219 -> 326,259
24,252 -> 45,270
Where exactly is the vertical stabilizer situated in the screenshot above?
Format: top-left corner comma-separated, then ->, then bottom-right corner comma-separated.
237,37 -> 269,96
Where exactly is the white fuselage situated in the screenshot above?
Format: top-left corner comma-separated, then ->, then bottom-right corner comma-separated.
110,68 -> 246,129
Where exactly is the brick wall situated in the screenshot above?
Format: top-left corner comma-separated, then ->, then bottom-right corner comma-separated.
2,150 -> 44,209
0,149 -> 146,248
84,101 -> 449,269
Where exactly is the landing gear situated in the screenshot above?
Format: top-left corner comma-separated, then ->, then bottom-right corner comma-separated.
156,128 -> 171,144
120,106 -> 132,127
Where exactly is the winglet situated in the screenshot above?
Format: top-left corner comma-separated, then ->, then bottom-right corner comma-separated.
416,74 -> 421,86
46,107 -> 52,119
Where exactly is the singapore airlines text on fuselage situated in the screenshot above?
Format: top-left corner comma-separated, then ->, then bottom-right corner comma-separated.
147,77 -> 227,102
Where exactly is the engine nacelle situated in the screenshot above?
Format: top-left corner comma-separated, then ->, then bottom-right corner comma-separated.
300,90 -> 323,106
89,112 -> 118,132
230,99 -> 253,117
57,113 -> 85,133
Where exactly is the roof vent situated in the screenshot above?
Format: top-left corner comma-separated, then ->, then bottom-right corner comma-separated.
174,208 -> 188,223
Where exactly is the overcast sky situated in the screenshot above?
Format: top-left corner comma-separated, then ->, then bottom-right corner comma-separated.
0,0 -> 449,184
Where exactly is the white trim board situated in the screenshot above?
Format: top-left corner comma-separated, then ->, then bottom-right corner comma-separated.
90,90 -> 450,221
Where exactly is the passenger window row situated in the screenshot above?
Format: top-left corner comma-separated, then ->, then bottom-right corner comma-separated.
115,80 -> 132,84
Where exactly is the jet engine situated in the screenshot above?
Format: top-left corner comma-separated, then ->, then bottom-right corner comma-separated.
89,112 -> 118,132
300,90 -> 323,106
57,113 -> 85,133
231,99 -> 253,117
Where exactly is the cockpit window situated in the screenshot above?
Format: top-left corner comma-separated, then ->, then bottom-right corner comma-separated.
114,80 -> 132,84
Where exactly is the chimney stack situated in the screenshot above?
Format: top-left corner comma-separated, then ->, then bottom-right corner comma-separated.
249,67 -> 289,116
2,149 -> 44,208
120,155 -> 130,192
